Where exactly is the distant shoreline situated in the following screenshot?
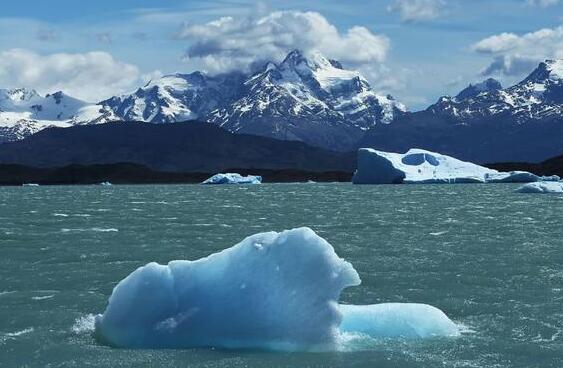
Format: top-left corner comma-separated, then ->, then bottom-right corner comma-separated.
0,163 -> 353,186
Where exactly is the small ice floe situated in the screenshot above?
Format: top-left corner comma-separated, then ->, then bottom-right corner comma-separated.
202,173 -> 262,185
516,181 -> 563,194
22,183 -> 39,187
100,182 -> 112,186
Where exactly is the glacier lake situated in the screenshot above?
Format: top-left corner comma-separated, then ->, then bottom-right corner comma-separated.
1,183 -> 562,367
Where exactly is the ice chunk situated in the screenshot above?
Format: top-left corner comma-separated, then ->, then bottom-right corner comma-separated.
516,181 -> 563,194
94,228 -> 459,351
202,173 -> 262,185
353,148 -> 553,185
95,228 -> 360,350
339,304 -> 460,339
484,171 -> 539,183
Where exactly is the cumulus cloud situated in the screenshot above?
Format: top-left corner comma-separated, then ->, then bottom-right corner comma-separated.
527,0 -> 559,7
387,0 -> 446,22
177,11 -> 389,74
473,26 -> 563,76
0,49 -> 142,102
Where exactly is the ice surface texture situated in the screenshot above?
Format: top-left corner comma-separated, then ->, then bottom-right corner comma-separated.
201,173 -> 262,185
95,228 -> 459,351
517,181 -> 563,193
353,148 -> 560,184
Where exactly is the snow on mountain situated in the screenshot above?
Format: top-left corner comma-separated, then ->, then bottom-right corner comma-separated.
0,88 -> 91,142
206,50 -> 406,150
455,78 -> 502,101
430,60 -> 563,122
99,72 -> 245,123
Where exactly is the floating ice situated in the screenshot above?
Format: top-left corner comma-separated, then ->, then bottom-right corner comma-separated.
94,228 -> 459,351
516,181 -> 563,194
352,148 -> 559,185
340,304 -> 459,339
202,173 -> 262,185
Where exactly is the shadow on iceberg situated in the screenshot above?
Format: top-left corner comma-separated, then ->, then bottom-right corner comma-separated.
94,228 -> 459,351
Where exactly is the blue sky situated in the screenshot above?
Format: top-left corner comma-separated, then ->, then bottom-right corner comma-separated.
0,0 -> 562,108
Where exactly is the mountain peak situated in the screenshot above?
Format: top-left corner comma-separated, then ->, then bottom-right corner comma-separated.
523,59 -> 563,84
456,78 -> 502,100
281,49 -> 308,66
279,49 -> 335,72
0,88 -> 41,102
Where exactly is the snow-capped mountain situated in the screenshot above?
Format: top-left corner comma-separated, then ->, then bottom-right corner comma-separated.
94,50 -> 405,150
99,72 -> 245,123
454,78 -> 502,101
0,88 -> 92,142
205,50 -> 405,149
428,60 -> 563,122
0,50 -> 404,150
360,60 -> 563,163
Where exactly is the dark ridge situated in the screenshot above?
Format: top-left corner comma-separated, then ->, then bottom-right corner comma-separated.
0,122 -> 356,173
485,154 -> 563,177
0,163 -> 353,186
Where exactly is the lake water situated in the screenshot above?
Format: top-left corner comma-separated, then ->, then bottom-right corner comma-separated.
1,183 -> 562,367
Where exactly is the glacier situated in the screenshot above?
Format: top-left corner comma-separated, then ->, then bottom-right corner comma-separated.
352,148 -> 560,185
516,181 -> 563,194
94,228 -> 459,351
201,173 -> 262,185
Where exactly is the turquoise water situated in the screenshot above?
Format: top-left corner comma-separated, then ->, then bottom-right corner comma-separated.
1,183 -> 562,367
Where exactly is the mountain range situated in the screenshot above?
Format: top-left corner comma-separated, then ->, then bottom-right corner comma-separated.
0,50 -> 562,162
360,60 -> 563,162
0,50 -> 405,151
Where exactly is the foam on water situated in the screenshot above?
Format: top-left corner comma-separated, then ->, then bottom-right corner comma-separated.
94,228 -> 459,351
61,228 -> 119,233
72,314 -> 96,334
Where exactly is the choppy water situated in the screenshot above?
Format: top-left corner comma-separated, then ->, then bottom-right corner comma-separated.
0,183 -> 562,367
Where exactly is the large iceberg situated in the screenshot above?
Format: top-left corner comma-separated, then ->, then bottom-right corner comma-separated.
202,173 -> 262,185
353,148 -> 560,184
516,181 -> 563,194
94,228 -> 459,351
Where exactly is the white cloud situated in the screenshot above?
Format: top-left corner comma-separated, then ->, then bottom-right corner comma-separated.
472,26 -> 563,76
387,0 -> 446,22
177,10 -> 389,74
0,49 -> 142,102
527,0 -> 559,7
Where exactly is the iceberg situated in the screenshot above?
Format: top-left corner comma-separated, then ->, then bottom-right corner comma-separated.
352,148 -> 559,185
94,228 -> 459,351
202,173 -> 262,185
516,181 -> 563,194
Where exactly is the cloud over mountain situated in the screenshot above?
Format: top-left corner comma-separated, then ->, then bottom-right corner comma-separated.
473,26 -> 563,76
0,49 -> 141,102
177,10 -> 389,74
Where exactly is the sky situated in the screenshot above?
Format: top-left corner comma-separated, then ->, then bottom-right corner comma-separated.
0,0 -> 562,109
